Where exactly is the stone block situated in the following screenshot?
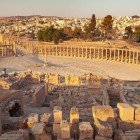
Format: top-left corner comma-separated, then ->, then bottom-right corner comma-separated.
117,103 -> 134,121
118,119 -> 140,131
94,120 -> 113,138
53,123 -> 61,138
27,113 -> 39,128
95,135 -> 112,140
79,122 -> 93,140
65,75 -> 81,86
92,105 -> 115,122
27,113 -> 39,123
53,106 -> 62,124
0,130 -> 27,140
31,122 -> 45,135
114,129 -> 140,140
133,104 -> 140,121
60,120 -> 71,139
70,107 -> 79,124
19,129 -> 29,140
40,113 -> 51,123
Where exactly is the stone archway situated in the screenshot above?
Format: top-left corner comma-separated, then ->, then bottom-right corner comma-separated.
5,100 -> 22,117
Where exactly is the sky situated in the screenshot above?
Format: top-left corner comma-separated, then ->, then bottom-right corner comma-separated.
0,0 -> 139,18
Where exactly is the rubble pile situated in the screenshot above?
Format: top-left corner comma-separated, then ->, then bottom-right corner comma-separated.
50,86 -> 105,117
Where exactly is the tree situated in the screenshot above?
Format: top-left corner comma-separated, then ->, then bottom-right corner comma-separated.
37,29 -> 45,41
37,26 -> 66,44
86,14 -> 96,32
72,27 -> 83,39
125,26 -> 133,39
135,26 -> 140,43
63,27 -> 73,39
85,14 -> 96,40
101,15 -> 113,35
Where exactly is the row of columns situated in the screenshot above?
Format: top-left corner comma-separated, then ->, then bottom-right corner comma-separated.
0,45 -> 15,57
3,36 -> 140,66
43,46 -> 140,65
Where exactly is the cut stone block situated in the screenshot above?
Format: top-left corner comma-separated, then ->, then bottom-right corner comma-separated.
53,106 -> 62,123
133,104 -> 140,121
31,122 -> 45,135
95,135 -> 112,140
92,105 -> 115,122
27,113 -> 39,128
0,130 -> 29,140
40,113 -> 51,123
60,120 -> 70,139
94,120 -> 113,138
53,123 -> 61,138
27,113 -> 39,123
117,103 -> 134,121
118,119 -> 140,131
70,107 -> 79,124
79,122 -> 93,140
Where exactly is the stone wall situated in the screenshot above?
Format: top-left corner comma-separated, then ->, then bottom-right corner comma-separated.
32,83 -> 47,107
45,74 -> 60,85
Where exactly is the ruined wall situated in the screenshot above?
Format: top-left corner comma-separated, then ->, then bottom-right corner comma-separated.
45,74 -> 61,85
32,84 -> 47,107
65,75 -> 81,86
0,90 -> 23,121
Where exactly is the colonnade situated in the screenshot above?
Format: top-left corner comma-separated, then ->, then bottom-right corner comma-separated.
1,34 -> 140,65
0,45 -> 15,57
25,44 -> 140,65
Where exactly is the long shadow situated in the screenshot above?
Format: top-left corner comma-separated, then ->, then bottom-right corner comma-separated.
47,62 -> 67,68
0,67 -> 23,74
30,55 -> 45,64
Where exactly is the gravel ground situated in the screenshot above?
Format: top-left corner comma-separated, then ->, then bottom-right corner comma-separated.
0,52 -> 140,80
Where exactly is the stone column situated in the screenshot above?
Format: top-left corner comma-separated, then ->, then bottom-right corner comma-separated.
82,47 -> 84,58
97,48 -> 100,59
66,46 -> 68,56
45,47 -> 47,64
106,49 -> 108,60
56,46 -> 58,56
1,47 -> 4,57
0,108 -> 2,134
132,51 -> 135,64
70,107 -> 79,124
129,51 -> 131,63
48,47 -> 50,56
136,52 -> 139,65
13,42 -> 16,55
101,48 -> 104,59
60,120 -> 71,139
61,46 -> 63,56
118,49 -> 120,61
53,106 -> 62,124
77,47 -> 79,58
71,46 -> 73,57
94,48 -> 96,59
109,49 -> 112,60
121,50 -> 124,62
125,50 -> 128,63
113,49 -> 116,61
86,47 -> 88,58
89,48 -> 91,59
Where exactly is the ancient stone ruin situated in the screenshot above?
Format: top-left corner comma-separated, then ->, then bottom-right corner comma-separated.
0,71 -> 139,139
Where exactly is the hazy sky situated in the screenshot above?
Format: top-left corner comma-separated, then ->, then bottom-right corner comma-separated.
0,0 -> 139,17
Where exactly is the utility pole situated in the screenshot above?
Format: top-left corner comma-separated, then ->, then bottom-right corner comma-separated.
44,46 -> 48,67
